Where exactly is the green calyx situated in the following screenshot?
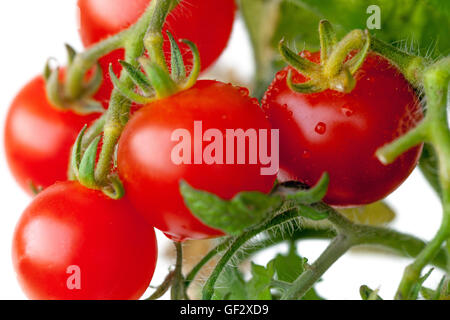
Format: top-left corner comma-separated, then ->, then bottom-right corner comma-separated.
109,31 -> 201,105
280,20 -> 371,94
43,45 -> 105,115
70,125 -> 124,200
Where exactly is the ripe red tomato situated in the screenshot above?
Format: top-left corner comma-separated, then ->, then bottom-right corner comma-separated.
262,52 -> 423,206
4,76 -> 102,195
12,181 -> 158,300
117,80 -> 277,241
78,0 -> 237,103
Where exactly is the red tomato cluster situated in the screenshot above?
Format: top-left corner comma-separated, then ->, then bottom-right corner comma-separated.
4,0 -> 423,301
78,0 -> 237,103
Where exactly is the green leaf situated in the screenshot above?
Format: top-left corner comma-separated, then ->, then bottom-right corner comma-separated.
360,285 -> 383,300
409,268 -> 434,300
272,245 -> 324,300
421,286 -> 438,300
273,245 -> 307,283
421,276 -> 450,300
180,181 -> 283,236
212,267 -> 248,300
273,0 -> 323,51
290,0 -> 450,56
247,262 -> 276,300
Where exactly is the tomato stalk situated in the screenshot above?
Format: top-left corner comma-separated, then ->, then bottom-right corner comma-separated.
171,242 -> 186,300
93,0 -> 179,189
370,37 -> 428,89
384,57 -> 450,299
372,36 -> 450,298
196,202 -> 448,300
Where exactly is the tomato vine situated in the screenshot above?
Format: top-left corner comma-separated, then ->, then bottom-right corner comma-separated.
7,0 -> 450,301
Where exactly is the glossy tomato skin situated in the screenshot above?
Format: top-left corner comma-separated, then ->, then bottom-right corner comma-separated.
117,80 -> 277,241
78,0 -> 236,101
12,181 -> 158,300
4,76 -> 101,195
262,52 -> 423,206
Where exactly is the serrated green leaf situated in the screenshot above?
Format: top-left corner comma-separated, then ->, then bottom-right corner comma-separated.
247,262 -> 275,300
272,245 -> 324,300
180,181 -> 283,236
212,267 -> 248,300
273,245 -> 307,283
339,201 -> 395,226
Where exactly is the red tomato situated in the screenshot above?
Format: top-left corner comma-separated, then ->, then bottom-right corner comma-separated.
262,52 -> 423,206
4,76 -> 101,195
12,181 -> 158,300
117,80 -> 277,241
78,0 -> 237,103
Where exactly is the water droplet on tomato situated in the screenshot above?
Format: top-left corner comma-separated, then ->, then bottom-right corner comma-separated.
341,106 -> 353,117
315,122 -> 327,135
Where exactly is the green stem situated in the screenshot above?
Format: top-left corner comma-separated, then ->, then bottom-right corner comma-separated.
65,36 -> 125,100
202,209 -> 309,300
370,37 -> 428,88
93,0 -> 177,185
281,234 -> 353,300
171,242 -> 185,300
143,0 -> 179,72
146,271 -> 176,300
198,203 -> 448,300
184,237 -> 234,289
395,57 -> 450,299
376,121 -> 429,165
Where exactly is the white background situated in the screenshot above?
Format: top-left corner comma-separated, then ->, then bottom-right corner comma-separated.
0,0 -> 445,300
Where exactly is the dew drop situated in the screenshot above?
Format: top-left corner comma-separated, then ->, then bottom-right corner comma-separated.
315,122 -> 327,135
341,106 -> 353,117
302,150 -> 311,159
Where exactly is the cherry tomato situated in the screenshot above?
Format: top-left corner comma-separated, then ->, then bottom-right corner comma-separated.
12,181 -> 158,300
4,76 -> 102,195
117,80 -> 277,241
262,52 -> 423,206
78,0 -> 237,103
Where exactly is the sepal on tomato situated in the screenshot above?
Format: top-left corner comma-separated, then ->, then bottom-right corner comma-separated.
109,31 -> 201,104
43,57 -> 104,115
70,126 -> 124,200
280,20 -> 371,94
